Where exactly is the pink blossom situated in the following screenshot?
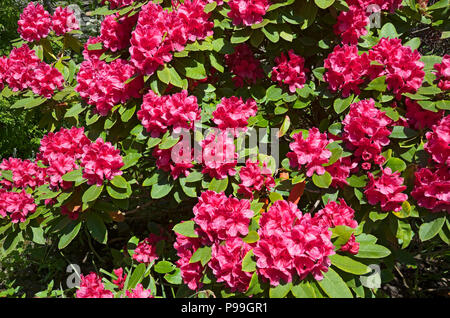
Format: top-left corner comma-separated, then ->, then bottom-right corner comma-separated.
174,231 -> 206,290
152,141 -> 194,180
434,55 -> 450,90
125,284 -> 153,298
132,234 -> 164,265
287,128 -> 332,177
405,98 -> 444,130
212,97 -> 258,131
334,6 -> 369,45
254,200 -> 334,286
199,131 -> 238,180
0,190 -> 36,223
5,44 -> 41,92
323,44 -> 370,97
208,237 -> 253,292
30,63 -> 64,98
52,6 -> 79,35
342,99 -> 392,166
272,50 -> 308,93
112,268 -> 127,290
174,0 -> 214,43
82,37 -> 107,61
424,115 -> 450,166
364,167 -> 408,212
17,2 -> 51,42
237,159 -> 275,198
100,13 -> 137,52
76,58 -> 142,116
76,273 -> 114,298
412,167 -> 450,213
368,38 -> 424,98
80,138 -> 124,186
227,0 -> 270,26
0,56 -> 8,90
325,157 -> 358,188
137,90 -> 201,137
193,191 -> 253,242
0,158 -> 46,190
225,44 -> 264,87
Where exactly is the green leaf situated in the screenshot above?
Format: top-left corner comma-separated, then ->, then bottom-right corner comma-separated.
246,272 -> 264,296
189,246 -> 212,266
291,281 -> 316,298
121,153 -> 142,170
128,263 -> 146,289
86,213 -> 108,244
378,23 -> 399,39
269,281 -> 292,298
64,103 -> 84,118
159,134 -> 180,150
330,254 -> 370,275
11,96 -> 46,109
354,243 -> 391,258
365,76 -> 387,92
385,157 -> 406,172
31,227 -> 46,245
269,192 -> 284,202
346,175 -> 368,188
242,250 -> 256,272
333,95 -> 354,114
266,85 -> 283,101
208,177 -> 228,193
419,215 -> 446,242
62,170 -> 83,182
314,0 -> 335,9
1,170 -> 13,182
312,172 -> 332,189
173,220 -> 199,238
243,231 -> 259,244
164,268 -> 182,285
155,261 -> 176,274
58,221 -> 82,250
82,185 -> 104,203
390,126 -> 418,139
317,267 -> 353,298
110,175 -> 128,189
151,178 -> 173,199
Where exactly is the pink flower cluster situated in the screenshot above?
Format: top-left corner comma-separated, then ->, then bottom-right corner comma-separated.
342,99 -> 392,169
212,97 -> 258,131
424,115 -> 450,166
325,157 -> 357,188
18,3 -> 79,42
313,199 -> 360,255
76,273 -> 114,298
175,191 -> 254,291
225,44 -> 264,87
434,55 -> 450,91
323,45 -> 370,97
100,14 -> 137,52
208,237 -> 253,292
80,138 -> 125,186
152,142 -> 194,180
52,6 -> 79,36
125,284 -> 152,298
0,190 -> 36,223
287,128 -> 332,177
112,268 -> 127,290
137,90 -> 201,137
82,37 -> 107,61
237,159 -> 275,198
0,158 -> 46,190
254,200 -> 335,286
227,0 -> 270,26
132,234 -> 164,265
130,1 -> 213,75
76,58 -> 143,116
405,98 -> 444,130
193,191 -> 253,242
345,0 -> 402,12
368,38 -> 425,98
324,39 -> 425,98
334,6 -> 369,45
272,50 -> 308,93
1,44 -> 64,98
37,127 -> 123,188
199,131 -> 238,180
364,167 -> 408,212
412,167 -> 450,213
38,127 -> 90,189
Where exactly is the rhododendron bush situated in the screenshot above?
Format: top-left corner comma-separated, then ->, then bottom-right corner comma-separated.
0,0 -> 448,298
